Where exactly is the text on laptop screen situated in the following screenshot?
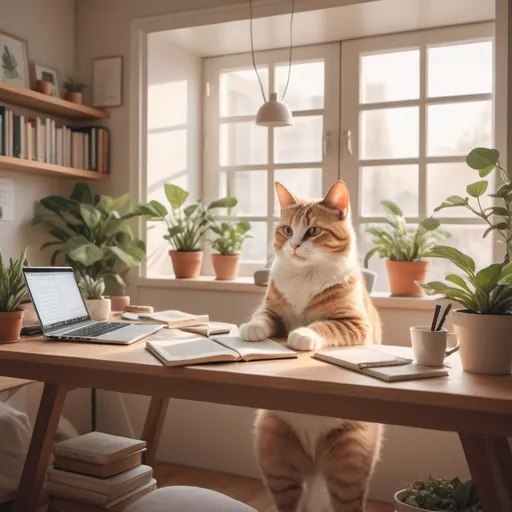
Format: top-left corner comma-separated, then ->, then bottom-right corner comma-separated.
24,270 -> 89,330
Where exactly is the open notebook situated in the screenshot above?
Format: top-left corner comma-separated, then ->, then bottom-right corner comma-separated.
146,335 -> 297,366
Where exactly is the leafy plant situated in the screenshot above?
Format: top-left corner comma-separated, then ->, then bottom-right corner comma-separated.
63,77 -> 88,93
33,182 -> 146,293
210,201 -> 252,254
134,184 -> 236,251
401,476 -> 482,511
364,200 -> 450,267
78,275 -> 105,300
0,249 -> 28,313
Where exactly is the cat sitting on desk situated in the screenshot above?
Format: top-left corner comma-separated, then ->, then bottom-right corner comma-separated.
240,181 -> 382,512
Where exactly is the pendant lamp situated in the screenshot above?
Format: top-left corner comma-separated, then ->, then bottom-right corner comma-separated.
250,0 -> 294,127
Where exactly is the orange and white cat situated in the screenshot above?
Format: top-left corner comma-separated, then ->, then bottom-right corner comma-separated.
240,181 -> 382,512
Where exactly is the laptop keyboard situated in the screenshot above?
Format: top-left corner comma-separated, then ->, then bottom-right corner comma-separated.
64,322 -> 128,338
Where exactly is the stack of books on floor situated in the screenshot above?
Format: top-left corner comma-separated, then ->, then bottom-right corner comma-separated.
46,432 -> 156,511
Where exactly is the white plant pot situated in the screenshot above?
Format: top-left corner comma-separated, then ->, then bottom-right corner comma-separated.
453,309 -> 512,375
86,298 -> 111,321
394,490 -> 428,512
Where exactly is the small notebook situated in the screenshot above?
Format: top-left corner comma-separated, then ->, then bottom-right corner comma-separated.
146,335 -> 297,366
314,347 -> 449,382
122,310 -> 209,328
179,322 -> 232,336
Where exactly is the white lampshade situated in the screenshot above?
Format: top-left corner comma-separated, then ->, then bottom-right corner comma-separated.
256,92 -> 293,127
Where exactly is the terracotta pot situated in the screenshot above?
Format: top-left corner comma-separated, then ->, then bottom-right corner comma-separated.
453,309 -> 512,375
86,298 -> 111,321
0,310 -> 24,343
110,296 -> 130,312
393,490 -> 428,512
65,92 -> 83,104
386,260 -> 429,297
19,302 -> 39,325
211,254 -> 240,281
170,250 -> 203,279
36,80 -> 52,95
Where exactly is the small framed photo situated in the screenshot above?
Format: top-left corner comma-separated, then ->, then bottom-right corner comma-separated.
93,56 -> 123,108
0,30 -> 29,88
32,64 -> 60,97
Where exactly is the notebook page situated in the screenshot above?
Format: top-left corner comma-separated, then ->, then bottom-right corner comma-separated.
210,336 -> 297,361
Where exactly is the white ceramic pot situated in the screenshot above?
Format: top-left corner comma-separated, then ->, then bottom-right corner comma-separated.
393,490 -> 428,512
453,309 -> 512,375
86,298 -> 111,321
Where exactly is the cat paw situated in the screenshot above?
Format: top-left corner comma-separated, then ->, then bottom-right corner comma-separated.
239,321 -> 271,342
287,328 -> 324,351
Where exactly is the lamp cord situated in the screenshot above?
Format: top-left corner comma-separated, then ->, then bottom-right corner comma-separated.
249,0 -> 294,103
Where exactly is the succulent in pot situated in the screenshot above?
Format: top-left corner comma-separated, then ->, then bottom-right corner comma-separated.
63,77 -> 88,104
364,200 -> 450,296
78,275 -> 111,321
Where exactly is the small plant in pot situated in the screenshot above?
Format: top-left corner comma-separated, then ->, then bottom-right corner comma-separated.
394,476 -> 482,512
78,275 -> 111,321
63,77 -> 88,104
134,184 -> 236,279
364,200 -> 450,296
209,212 -> 252,280
0,249 -> 28,343
419,147 -> 512,375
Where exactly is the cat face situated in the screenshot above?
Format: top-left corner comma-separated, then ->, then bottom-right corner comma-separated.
274,181 -> 354,267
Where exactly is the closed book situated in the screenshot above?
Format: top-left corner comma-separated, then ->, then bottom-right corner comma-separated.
54,432 -> 146,465
12,114 -> 21,157
0,106 -> 6,155
7,109 -> 13,156
139,310 -> 209,328
54,449 -> 145,478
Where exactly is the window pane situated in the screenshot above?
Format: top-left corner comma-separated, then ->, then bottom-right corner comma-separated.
241,221 -> 268,263
427,101 -> 492,157
360,107 -> 419,159
219,171 -> 227,198
275,61 -> 324,111
274,116 -> 323,163
361,165 -> 418,217
274,168 -> 322,213
428,41 -> 493,98
427,162 -> 493,217
220,68 -> 269,117
360,50 -> 420,103
220,122 -> 268,165
358,224 -> 388,291
147,130 -> 188,188
233,171 -> 267,216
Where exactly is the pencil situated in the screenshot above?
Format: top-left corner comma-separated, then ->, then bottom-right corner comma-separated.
436,303 -> 452,331
431,304 -> 441,331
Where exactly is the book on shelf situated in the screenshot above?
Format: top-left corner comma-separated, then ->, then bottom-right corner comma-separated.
146,335 -> 297,367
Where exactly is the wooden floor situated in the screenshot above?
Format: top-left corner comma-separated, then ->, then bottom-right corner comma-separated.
153,462 -> 393,512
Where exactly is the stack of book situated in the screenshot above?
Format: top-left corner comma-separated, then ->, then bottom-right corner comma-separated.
46,432 -> 156,511
0,105 -> 110,172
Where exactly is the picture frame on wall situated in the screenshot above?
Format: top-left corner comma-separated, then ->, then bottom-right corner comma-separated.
32,63 -> 60,97
93,56 -> 123,108
0,30 -> 29,88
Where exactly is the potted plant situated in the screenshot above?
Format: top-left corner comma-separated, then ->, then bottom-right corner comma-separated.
0,249 -> 28,343
419,147 -> 512,375
33,182 -> 146,311
63,77 -> 88,104
35,80 -> 52,95
364,200 -> 450,296
134,184 -> 236,279
78,275 -> 111,321
394,476 -> 482,511
209,212 -> 252,280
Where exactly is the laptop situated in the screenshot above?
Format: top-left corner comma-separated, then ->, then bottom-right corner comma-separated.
23,267 -> 163,345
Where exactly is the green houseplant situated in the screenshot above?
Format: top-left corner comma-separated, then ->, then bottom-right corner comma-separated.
63,77 -> 88,104
134,184 -> 236,279
0,249 -> 28,343
33,182 -> 146,311
394,476 -> 482,512
364,200 -> 450,296
78,275 -> 111,321
419,147 -> 512,374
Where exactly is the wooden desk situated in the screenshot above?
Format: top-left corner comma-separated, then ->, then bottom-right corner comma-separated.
0,335 -> 510,512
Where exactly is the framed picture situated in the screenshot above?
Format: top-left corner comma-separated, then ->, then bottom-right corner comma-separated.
0,30 -> 29,88
32,63 -> 60,97
93,56 -> 123,108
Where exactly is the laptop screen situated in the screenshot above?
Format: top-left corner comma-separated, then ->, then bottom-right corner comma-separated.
23,267 -> 90,331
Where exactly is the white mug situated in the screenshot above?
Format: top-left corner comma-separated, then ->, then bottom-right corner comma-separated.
410,326 -> 460,367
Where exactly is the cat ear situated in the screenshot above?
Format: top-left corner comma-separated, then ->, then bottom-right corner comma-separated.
322,180 -> 349,218
275,182 -> 298,209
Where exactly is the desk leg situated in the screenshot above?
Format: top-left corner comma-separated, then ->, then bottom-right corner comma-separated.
13,383 -> 69,512
141,396 -> 170,466
459,433 -> 512,512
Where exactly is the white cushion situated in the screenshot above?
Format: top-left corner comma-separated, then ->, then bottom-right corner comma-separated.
125,486 -> 257,512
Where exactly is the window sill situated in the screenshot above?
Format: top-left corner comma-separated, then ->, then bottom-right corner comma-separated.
134,277 -> 437,310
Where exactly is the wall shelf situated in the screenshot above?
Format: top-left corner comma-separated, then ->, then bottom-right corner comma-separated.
0,156 -> 109,181
0,82 -> 109,120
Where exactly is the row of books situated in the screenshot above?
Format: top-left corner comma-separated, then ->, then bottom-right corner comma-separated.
0,105 -> 110,173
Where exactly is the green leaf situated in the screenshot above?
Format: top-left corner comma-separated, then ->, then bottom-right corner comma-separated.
466,181 -> 488,198
109,246 -> 141,268
364,247 -> 380,268
149,200 -> 168,218
445,273 -> 471,292
466,147 -> 499,177
426,245 -> 476,276
502,262 -> 512,277
381,200 -> 403,217
65,236 -> 103,265
79,204 -> 102,228
70,183 -> 93,204
489,183 -> 512,199
164,184 -> 189,209
40,196 -> 74,214
109,193 -> 129,212
475,264 -> 504,293
236,220 -> 251,234
183,204 -> 199,217
208,196 -> 237,210
167,226 -> 185,237
50,250 -> 63,266
498,273 -> 512,284
419,217 -> 441,231
434,195 -> 468,211
482,225 -> 497,239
